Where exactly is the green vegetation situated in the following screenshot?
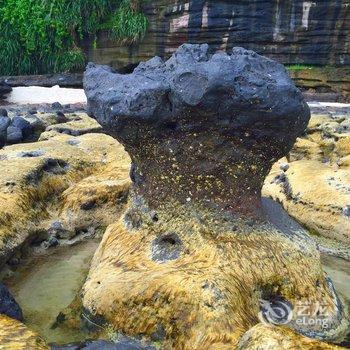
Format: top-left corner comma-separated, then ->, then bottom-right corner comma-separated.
109,0 -> 148,43
286,64 -> 316,71
0,0 -> 148,75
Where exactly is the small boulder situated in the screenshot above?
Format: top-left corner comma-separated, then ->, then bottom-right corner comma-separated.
0,82 -> 12,99
28,108 -> 37,115
51,102 -> 63,110
24,114 -> 46,135
0,283 -> 23,321
0,116 -> 10,132
56,111 -> 69,124
11,116 -> 34,139
0,116 -> 11,147
0,109 -> 8,117
6,126 -> 23,144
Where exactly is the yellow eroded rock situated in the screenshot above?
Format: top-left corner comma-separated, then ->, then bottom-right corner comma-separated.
82,201 -> 344,350
264,159 -> 350,245
0,132 -> 130,264
45,113 -> 102,137
264,114 -> 350,248
237,323 -> 342,350
0,315 -> 49,350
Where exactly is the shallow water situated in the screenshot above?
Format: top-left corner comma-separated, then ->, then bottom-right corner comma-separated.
321,254 -> 350,300
6,86 -> 87,105
5,240 -> 99,344
2,238 -> 349,346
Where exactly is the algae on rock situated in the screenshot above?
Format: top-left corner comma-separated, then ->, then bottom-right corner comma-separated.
0,132 -> 130,267
264,113 -> 350,255
82,44 -> 348,349
0,315 -> 49,350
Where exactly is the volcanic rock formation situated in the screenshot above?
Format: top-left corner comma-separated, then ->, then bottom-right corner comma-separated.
83,44 -> 348,349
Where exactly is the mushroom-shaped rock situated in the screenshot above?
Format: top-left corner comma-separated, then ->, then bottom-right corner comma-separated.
83,45 -> 348,349
85,45 -> 310,217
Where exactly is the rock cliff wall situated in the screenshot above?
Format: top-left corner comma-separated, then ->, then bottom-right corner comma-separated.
87,0 -> 350,69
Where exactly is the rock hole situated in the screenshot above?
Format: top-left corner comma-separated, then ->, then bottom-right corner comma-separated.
151,232 -> 182,263
118,62 -> 140,74
18,150 -> 44,158
42,158 -> 69,175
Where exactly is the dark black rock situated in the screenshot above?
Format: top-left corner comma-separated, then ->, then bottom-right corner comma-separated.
0,109 -> 8,117
84,44 -> 310,213
80,200 -> 96,211
24,114 -> 46,133
56,111 -> 69,124
0,81 -> 12,99
0,116 -> 11,147
28,108 -> 38,115
6,126 -> 23,144
0,116 -> 10,132
85,45 -> 309,147
11,116 -> 34,139
0,136 -> 6,148
0,283 -> 23,321
52,102 -> 63,110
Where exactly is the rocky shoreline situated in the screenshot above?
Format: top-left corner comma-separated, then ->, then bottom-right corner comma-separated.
0,46 -> 348,349
2,70 -> 350,102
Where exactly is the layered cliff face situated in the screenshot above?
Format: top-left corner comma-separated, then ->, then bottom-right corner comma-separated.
88,0 -> 350,69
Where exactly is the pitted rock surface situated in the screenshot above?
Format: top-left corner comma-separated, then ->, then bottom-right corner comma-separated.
82,45 -> 347,348
85,44 -> 310,216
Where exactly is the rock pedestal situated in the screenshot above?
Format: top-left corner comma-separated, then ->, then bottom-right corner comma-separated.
83,45 -> 347,349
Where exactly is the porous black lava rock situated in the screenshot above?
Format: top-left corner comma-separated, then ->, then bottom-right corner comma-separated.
6,126 -> 23,144
0,283 -> 23,321
0,116 -> 11,147
0,82 -> 12,99
11,116 -> 33,139
85,44 -> 310,216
